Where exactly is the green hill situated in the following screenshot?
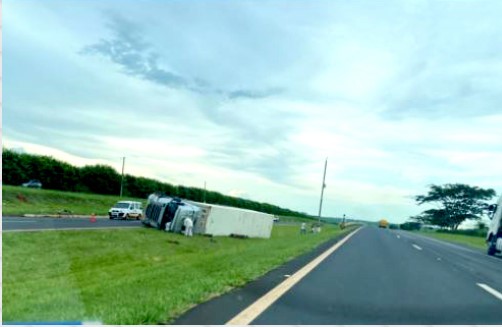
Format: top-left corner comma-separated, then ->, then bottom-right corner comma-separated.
2,185 -> 145,216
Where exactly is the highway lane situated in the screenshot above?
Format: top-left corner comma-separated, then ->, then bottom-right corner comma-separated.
2,217 -> 142,231
395,230 -> 502,284
174,226 -> 502,324
246,227 -> 502,324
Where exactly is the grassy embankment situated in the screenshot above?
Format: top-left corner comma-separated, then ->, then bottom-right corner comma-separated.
276,215 -> 318,223
414,230 -> 487,250
2,185 -> 145,216
2,186 -> 313,222
3,224 -> 354,324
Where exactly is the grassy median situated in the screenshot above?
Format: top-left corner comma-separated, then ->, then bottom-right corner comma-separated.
415,231 -> 486,250
3,224 -> 352,324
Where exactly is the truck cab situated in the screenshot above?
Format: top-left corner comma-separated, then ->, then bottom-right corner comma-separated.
378,219 -> 389,228
142,193 -> 174,229
486,195 -> 502,256
142,193 -> 201,232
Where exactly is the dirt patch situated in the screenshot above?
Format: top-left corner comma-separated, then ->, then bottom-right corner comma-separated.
16,193 -> 28,202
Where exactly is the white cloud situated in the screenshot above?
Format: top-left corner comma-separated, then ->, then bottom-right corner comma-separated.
4,0 -> 502,223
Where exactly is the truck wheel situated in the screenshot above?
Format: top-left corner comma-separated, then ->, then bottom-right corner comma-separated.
136,214 -> 142,221
488,240 -> 497,256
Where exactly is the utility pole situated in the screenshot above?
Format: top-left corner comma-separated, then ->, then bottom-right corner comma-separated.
120,156 -> 125,198
318,157 -> 328,225
203,181 -> 207,203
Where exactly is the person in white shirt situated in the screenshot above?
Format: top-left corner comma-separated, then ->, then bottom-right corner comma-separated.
300,222 -> 307,234
184,218 -> 193,237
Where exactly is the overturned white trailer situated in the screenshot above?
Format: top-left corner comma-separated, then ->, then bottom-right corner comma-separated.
142,193 -> 274,239
189,201 -> 274,238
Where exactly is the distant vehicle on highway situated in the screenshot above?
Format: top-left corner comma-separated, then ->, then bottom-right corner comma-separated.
21,179 -> 42,189
378,219 -> 389,228
108,201 -> 143,220
486,195 -> 502,256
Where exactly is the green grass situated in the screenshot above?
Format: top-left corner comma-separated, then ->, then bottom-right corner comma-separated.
415,230 -> 487,250
2,185 -> 146,216
277,215 -> 344,225
3,225 -> 353,324
2,186 -> 321,223
277,215 -> 318,223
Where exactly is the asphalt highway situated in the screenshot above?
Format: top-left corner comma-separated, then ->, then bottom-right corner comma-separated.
2,216 -> 142,231
176,227 -> 502,325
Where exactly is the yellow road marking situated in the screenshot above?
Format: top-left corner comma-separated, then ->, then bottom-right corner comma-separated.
226,227 -> 362,325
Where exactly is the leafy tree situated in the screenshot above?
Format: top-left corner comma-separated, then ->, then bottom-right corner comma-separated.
79,164 -> 121,195
2,148 -> 313,218
411,209 -> 450,229
2,148 -> 29,185
415,184 -> 496,230
477,221 -> 487,230
400,221 -> 421,231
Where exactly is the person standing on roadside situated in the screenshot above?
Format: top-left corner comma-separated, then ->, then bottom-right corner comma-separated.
300,222 -> 307,235
184,217 -> 193,237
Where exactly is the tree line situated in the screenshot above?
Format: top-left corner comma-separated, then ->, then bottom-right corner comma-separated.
2,148 -> 312,218
409,183 -> 496,230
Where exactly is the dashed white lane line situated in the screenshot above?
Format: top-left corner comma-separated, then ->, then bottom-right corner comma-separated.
477,283 -> 502,301
412,244 -> 422,251
400,230 -> 482,256
226,227 -> 362,325
397,235 -> 401,239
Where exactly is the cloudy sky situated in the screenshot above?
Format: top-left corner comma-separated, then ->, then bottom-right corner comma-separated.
3,0 -> 502,223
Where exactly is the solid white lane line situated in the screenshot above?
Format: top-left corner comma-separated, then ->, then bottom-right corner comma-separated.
226,227 -> 362,325
412,244 -> 422,251
477,283 -> 502,301
2,226 -> 142,232
2,220 -> 38,223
